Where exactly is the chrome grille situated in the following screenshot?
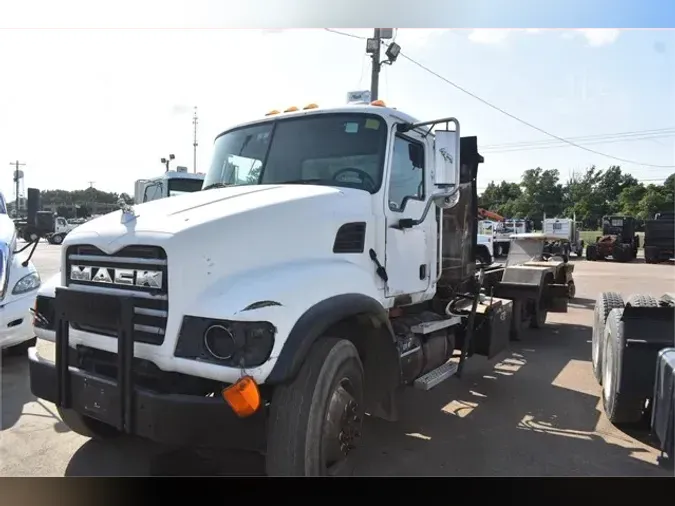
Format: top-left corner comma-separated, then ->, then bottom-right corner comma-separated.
65,245 -> 168,345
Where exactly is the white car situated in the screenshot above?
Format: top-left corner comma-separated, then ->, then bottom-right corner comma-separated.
0,196 -> 41,352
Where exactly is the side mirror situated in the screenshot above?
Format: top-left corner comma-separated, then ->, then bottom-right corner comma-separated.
433,129 -> 459,187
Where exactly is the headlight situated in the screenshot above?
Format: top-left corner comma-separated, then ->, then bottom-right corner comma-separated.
13,272 -> 41,295
175,317 -> 276,368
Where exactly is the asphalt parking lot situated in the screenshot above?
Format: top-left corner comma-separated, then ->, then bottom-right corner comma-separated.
1,242 -> 673,476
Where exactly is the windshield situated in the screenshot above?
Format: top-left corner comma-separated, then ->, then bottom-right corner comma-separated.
168,178 -> 204,196
203,113 -> 388,193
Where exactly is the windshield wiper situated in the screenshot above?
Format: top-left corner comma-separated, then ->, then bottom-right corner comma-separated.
276,179 -> 330,185
202,182 -> 232,191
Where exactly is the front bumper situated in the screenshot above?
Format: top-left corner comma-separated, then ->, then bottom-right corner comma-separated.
29,287 -> 267,451
0,293 -> 36,349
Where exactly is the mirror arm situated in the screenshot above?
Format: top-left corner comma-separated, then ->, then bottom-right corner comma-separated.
397,116 -> 459,138
396,186 -> 458,229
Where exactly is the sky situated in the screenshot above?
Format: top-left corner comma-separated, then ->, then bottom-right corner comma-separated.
1,20 -> 674,198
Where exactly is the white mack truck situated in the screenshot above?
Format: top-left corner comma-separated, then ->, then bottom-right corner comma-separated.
28,102 -> 571,476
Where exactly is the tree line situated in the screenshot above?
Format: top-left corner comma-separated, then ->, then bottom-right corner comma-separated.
38,188 -> 133,206
478,166 -> 675,229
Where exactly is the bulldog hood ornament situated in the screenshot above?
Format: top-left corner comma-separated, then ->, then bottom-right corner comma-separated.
118,198 -> 137,223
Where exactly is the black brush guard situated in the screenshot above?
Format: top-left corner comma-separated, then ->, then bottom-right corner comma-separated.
42,287 -> 267,450
54,287 -> 135,432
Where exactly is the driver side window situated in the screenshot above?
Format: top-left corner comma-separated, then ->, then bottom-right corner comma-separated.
143,183 -> 163,203
388,136 -> 425,212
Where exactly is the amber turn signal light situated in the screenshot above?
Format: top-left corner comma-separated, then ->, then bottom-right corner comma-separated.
222,376 -> 261,418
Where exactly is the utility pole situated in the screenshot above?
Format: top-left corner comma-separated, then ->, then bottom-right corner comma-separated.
366,29 -> 399,102
369,29 -> 382,101
9,160 -> 25,218
87,181 -> 95,188
192,106 -> 198,173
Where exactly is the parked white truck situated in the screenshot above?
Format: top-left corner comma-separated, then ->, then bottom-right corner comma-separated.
28,102 -> 571,475
0,191 -> 41,352
134,168 -> 205,204
542,218 -> 584,258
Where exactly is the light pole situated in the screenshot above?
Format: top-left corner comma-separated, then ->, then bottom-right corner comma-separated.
160,154 -> 175,172
365,29 -> 401,101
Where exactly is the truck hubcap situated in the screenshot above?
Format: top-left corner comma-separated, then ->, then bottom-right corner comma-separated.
322,379 -> 362,474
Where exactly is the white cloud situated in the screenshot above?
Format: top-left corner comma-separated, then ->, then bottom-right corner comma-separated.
467,29 -> 543,45
577,29 -> 620,47
395,29 -> 448,48
468,29 -> 511,45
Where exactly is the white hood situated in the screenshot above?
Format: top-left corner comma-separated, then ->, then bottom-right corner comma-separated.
64,184 -> 375,288
70,185 -> 370,242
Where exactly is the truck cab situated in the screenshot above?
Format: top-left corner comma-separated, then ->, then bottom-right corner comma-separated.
29,102 -> 527,476
134,169 -> 205,204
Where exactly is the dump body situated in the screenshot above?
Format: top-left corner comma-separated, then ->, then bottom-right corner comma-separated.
644,212 -> 675,263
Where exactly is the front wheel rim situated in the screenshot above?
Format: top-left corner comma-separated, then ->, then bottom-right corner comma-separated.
322,378 -> 362,475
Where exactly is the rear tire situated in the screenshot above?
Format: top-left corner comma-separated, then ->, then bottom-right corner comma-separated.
644,246 -> 659,264
266,338 -> 365,477
567,281 -> 576,300
602,309 -> 646,426
592,291 -> 624,384
57,407 -> 122,440
529,302 -> 547,329
625,294 -> 659,308
586,244 -> 597,261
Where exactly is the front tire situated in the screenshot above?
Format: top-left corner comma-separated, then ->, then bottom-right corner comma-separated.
266,338 -> 365,476
51,234 -> 64,245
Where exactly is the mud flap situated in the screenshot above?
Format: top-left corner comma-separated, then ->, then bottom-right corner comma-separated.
545,283 -> 569,313
493,281 -> 540,302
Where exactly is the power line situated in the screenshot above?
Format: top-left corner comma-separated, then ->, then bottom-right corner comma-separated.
396,51 -> 675,169
483,132 -> 675,154
322,29 -> 675,169
481,128 -> 675,150
324,28 -> 366,40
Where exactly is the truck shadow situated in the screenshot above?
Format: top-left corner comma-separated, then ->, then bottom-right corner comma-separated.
353,321 -> 667,476
63,320 -> 666,476
1,354 -> 36,431
65,439 -> 265,476
568,297 -> 596,310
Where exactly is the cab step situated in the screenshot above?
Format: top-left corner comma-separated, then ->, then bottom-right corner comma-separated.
413,361 -> 459,391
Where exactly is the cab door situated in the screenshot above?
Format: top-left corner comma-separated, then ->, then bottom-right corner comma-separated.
384,132 -> 433,299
